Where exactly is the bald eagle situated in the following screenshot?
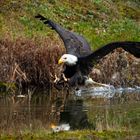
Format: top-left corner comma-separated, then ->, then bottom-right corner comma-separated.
35,15 -> 140,86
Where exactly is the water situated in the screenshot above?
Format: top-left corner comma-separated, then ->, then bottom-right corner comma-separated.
0,88 -> 140,135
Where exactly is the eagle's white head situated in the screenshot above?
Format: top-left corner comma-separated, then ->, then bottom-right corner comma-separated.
58,54 -> 78,66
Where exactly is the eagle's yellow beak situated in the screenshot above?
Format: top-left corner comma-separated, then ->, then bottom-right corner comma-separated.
58,59 -> 63,64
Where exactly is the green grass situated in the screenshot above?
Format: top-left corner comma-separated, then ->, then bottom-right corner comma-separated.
0,130 -> 136,140
0,0 -> 140,49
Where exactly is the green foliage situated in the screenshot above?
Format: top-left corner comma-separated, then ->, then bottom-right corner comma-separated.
0,130 -> 134,140
0,82 -> 16,93
0,0 -> 139,47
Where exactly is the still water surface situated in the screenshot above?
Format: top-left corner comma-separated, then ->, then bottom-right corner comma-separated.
0,89 -> 140,134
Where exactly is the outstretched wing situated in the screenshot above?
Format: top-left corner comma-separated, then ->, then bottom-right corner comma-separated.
78,41 -> 140,75
35,14 -> 92,57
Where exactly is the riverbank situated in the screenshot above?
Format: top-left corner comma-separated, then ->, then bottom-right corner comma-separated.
0,37 -> 139,92
0,0 -> 140,91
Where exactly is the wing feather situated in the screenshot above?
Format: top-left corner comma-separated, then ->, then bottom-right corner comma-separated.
78,41 -> 140,75
35,14 -> 91,57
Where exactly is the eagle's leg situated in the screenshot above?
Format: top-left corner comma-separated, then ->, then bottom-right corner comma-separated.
54,74 -> 60,83
85,77 -> 110,87
91,80 -> 110,87
53,73 -> 68,83
62,73 -> 68,82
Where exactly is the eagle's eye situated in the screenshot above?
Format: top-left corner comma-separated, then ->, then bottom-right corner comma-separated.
63,57 -> 67,59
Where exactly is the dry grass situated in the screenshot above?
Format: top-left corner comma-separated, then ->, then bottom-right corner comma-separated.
91,49 -> 140,87
0,37 -> 64,90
